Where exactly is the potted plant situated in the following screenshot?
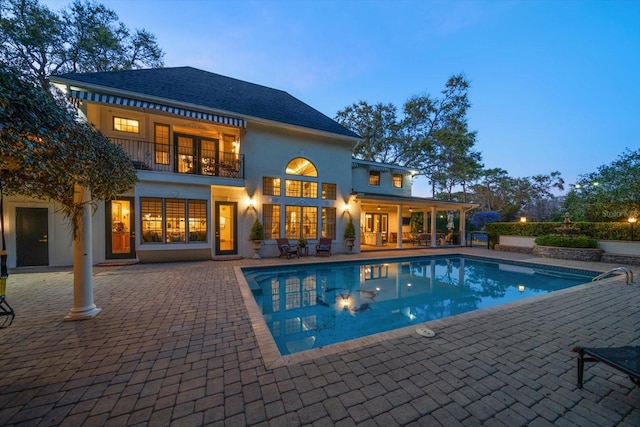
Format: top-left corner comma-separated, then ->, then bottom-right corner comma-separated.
249,218 -> 264,258
298,238 -> 307,248
344,216 -> 356,251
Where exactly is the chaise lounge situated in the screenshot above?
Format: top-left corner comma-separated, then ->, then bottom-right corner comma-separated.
276,238 -> 299,259
573,345 -> 640,389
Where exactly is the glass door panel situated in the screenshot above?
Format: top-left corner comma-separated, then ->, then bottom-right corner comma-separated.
200,138 -> 218,176
176,135 -> 195,173
107,198 -> 136,259
215,202 -> 237,255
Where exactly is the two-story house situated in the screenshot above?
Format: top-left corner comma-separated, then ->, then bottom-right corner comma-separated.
5,66 -> 474,268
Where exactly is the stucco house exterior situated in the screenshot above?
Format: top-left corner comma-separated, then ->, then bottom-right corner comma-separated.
5,66 -> 475,268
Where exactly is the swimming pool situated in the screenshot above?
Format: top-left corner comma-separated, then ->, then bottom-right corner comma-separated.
242,255 -> 597,356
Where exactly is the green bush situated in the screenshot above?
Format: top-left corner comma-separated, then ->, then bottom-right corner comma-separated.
534,235 -> 599,248
250,219 -> 264,241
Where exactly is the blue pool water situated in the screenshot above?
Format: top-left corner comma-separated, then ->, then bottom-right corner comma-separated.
243,256 -> 597,355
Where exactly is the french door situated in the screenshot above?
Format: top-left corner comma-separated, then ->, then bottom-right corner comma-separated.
215,202 -> 237,255
106,198 -> 136,259
174,133 -> 218,175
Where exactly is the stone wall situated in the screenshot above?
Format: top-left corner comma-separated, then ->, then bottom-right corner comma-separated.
601,253 -> 640,266
531,245 -> 604,262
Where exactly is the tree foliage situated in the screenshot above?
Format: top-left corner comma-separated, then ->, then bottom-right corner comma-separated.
563,148 -> 640,221
0,63 -> 136,232
335,73 -> 483,199
0,0 -> 164,88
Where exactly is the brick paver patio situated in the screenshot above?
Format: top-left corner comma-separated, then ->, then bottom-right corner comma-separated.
0,248 -> 639,426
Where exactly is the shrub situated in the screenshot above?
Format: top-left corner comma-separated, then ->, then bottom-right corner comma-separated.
344,217 -> 356,239
534,235 -> 598,248
250,219 -> 264,241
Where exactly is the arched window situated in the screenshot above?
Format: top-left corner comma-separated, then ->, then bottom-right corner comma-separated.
285,157 -> 317,177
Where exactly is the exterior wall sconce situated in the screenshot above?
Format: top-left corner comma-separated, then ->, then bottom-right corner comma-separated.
343,203 -> 350,213
520,217 -> 527,223
248,198 -> 255,208
518,284 -> 525,292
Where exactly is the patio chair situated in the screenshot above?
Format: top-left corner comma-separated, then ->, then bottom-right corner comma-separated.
573,345 -> 640,389
276,238 -> 299,259
315,238 -> 332,256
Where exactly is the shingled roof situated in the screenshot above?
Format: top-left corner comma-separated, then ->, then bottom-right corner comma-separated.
52,66 -> 360,139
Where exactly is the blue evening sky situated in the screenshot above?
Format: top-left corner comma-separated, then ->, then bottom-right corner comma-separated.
43,0 -> 640,196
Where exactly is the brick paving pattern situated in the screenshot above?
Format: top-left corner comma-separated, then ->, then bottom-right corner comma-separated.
0,249 -> 639,426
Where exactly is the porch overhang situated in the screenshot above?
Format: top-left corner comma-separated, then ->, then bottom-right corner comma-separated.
353,192 -> 478,212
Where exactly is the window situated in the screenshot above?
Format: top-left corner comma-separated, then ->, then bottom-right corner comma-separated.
369,171 -> 380,186
286,157 -> 317,177
321,183 -> 336,200
263,204 -> 281,239
188,200 -> 207,242
113,117 -> 139,134
285,180 -> 317,198
263,177 -> 281,196
321,207 -> 336,239
393,174 -> 403,188
141,197 -> 208,244
154,124 -> 170,165
285,206 -> 317,239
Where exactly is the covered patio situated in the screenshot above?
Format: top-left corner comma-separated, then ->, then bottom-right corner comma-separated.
353,193 -> 478,250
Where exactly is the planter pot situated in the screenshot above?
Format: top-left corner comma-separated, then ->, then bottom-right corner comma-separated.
346,238 -> 355,252
251,240 -> 263,259
532,245 -> 603,262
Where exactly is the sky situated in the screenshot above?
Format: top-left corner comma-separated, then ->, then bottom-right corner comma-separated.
42,0 -> 640,197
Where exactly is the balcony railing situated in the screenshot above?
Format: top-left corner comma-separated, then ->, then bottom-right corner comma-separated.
111,137 -> 244,179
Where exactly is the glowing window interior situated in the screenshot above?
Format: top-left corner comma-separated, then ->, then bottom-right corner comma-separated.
286,157 -> 317,177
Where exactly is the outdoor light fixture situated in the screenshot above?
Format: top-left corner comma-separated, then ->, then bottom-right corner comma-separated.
629,216 -> 637,240
377,205 -> 381,210
343,203 -> 350,213
409,207 -> 413,212
518,285 -> 525,293
248,198 -> 255,208
520,217 -> 527,223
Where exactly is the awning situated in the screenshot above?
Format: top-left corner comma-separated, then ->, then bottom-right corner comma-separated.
70,90 -> 246,128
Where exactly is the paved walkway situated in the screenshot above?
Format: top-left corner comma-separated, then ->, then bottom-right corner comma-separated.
0,248 -> 639,426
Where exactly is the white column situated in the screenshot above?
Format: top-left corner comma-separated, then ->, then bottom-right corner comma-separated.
430,207 -> 437,247
459,209 -> 467,246
397,205 -> 403,248
65,184 -> 101,321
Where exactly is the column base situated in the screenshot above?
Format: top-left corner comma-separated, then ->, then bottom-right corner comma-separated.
64,305 -> 102,321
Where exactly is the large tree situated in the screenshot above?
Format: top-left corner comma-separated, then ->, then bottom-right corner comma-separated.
335,73 -> 483,198
0,0 -> 164,89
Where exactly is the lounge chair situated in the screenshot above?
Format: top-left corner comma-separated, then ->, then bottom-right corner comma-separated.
276,238 -> 299,259
315,238 -> 332,256
573,345 -> 640,388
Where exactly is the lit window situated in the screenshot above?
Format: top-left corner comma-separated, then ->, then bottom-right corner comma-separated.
286,157 -> 317,177
263,177 -> 281,196
285,206 -> 317,239
393,174 -> 403,188
285,180 -> 318,198
321,183 -> 336,200
263,204 -> 281,239
321,207 -> 336,239
113,117 -> 139,133
154,123 -> 170,165
140,197 -> 207,244
369,171 -> 380,186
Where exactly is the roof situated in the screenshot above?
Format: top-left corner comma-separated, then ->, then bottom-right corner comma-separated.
51,66 -> 360,139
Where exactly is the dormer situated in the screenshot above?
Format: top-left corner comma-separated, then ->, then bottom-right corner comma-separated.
351,159 -> 416,197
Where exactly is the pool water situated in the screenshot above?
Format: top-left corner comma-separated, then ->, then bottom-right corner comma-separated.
243,256 -> 597,355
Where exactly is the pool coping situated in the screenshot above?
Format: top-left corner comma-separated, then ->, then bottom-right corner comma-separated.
235,250 -> 616,369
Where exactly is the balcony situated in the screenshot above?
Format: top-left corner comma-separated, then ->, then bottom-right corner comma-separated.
112,137 -> 244,179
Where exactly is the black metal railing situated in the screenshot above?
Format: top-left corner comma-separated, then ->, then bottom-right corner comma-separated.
111,137 -> 244,179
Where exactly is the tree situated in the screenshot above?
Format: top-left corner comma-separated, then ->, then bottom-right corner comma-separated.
0,62 -> 136,232
0,0 -> 164,89
335,73 -> 483,198
563,148 -> 640,221
334,101 -> 402,164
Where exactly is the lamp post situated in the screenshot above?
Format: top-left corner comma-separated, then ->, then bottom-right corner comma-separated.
629,217 -> 637,241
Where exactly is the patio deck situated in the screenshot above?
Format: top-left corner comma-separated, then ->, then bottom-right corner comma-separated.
0,248 -> 639,426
